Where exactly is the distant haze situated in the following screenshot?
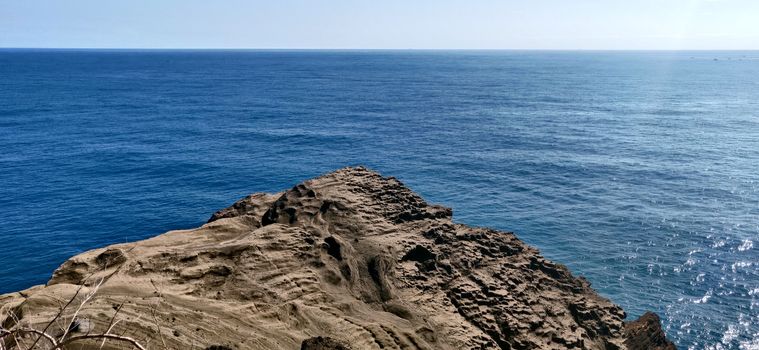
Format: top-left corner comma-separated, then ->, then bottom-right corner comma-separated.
1,0 -> 758,49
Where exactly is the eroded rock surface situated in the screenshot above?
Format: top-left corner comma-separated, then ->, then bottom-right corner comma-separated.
0,167 -> 674,349
624,312 -> 677,350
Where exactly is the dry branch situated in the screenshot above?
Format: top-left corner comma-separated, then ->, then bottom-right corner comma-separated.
0,275 -> 147,350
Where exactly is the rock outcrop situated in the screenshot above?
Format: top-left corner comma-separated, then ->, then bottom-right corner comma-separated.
624,312 -> 677,350
0,167 -> 675,349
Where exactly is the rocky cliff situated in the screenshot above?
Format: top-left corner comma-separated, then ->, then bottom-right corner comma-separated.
0,167 -> 675,349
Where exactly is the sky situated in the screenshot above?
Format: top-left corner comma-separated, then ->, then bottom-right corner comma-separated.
1,0 -> 758,50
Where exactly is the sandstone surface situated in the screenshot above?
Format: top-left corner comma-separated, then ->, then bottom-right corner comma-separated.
0,167 -> 675,349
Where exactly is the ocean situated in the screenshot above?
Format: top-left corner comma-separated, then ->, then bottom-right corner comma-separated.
0,49 -> 757,349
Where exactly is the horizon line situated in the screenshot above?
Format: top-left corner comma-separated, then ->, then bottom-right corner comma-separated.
2,47 -> 759,52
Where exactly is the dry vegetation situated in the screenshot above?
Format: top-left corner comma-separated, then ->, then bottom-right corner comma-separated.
1,276 -> 147,350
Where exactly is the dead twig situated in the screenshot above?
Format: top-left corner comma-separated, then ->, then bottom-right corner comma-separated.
59,334 -> 146,350
149,279 -> 168,350
28,281 -> 86,349
2,265 -> 149,350
99,299 -> 125,350
59,277 -> 105,342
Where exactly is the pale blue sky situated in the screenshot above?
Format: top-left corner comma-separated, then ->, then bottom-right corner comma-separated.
1,0 -> 758,49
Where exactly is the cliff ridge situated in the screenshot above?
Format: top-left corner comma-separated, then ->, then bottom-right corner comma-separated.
0,167 -> 675,349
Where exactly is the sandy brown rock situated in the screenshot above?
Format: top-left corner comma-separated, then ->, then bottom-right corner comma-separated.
0,167 -> 673,349
624,312 -> 677,350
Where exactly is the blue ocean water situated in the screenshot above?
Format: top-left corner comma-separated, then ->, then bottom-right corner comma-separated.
1,50 -> 757,348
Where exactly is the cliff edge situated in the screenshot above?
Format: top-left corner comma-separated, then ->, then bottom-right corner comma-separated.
0,167 -> 675,349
